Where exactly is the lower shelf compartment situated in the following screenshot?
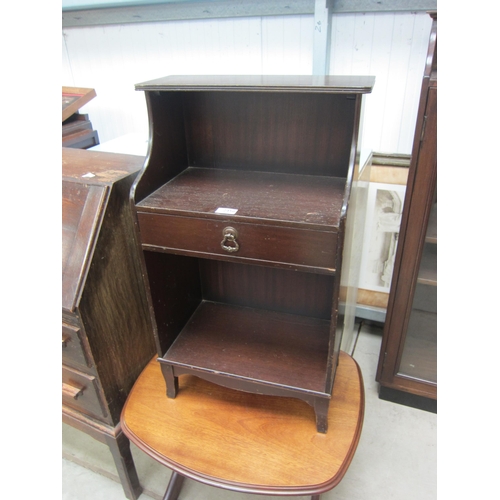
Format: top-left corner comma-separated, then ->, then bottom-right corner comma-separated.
162,301 -> 331,396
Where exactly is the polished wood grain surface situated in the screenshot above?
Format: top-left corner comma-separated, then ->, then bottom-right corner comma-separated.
181,92 -> 356,177
200,260 -> 334,320
121,351 -> 364,495
164,300 -> 331,395
62,147 -> 144,182
62,182 -> 107,312
135,74 -> 375,93
137,168 -> 346,229
138,213 -> 337,273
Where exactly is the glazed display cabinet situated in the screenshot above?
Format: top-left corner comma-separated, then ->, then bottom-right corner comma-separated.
376,13 -> 437,411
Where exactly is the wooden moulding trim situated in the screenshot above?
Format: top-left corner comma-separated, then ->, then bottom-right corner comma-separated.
168,363 -> 331,400
134,75 -> 375,94
384,374 -> 437,400
63,405 -> 119,440
140,244 -> 337,276
121,356 -> 365,496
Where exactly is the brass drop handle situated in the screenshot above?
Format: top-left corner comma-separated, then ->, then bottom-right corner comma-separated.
220,227 -> 239,253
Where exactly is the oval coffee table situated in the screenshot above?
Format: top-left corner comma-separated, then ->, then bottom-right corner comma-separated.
121,351 -> 364,499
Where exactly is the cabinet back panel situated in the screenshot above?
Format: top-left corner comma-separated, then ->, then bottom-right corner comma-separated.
183,92 -> 355,177
199,260 -> 334,320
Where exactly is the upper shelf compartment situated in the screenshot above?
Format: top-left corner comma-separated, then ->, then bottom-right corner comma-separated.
132,76 -> 374,206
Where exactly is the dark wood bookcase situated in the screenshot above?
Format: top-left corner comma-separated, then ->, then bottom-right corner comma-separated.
130,75 -> 374,432
376,13 -> 437,410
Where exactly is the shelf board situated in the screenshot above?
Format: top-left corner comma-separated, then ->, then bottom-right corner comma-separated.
417,243 -> 436,286
137,167 -> 346,231
163,301 -> 330,396
398,331 -> 437,384
425,202 -> 437,244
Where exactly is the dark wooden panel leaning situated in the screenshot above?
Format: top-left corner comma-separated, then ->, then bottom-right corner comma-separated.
62,147 -> 156,499
130,75 -> 374,433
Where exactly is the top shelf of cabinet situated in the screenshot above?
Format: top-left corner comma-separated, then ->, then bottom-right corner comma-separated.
135,75 -> 375,94
132,75 -> 375,217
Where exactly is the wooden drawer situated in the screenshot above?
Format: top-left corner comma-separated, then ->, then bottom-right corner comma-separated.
137,213 -> 337,273
62,365 -> 107,420
62,322 -> 92,371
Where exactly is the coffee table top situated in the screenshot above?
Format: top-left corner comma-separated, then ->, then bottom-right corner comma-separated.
121,351 -> 364,497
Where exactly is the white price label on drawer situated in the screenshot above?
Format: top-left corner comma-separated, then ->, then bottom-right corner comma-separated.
215,207 -> 238,215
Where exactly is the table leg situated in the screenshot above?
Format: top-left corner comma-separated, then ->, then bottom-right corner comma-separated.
163,471 -> 185,500
105,431 -> 142,500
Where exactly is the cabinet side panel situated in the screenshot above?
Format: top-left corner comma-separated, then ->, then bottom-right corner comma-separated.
143,252 -> 202,356
200,260 -> 334,320
184,92 -> 355,177
79,176 -> 156,424
133,91 -> 189,204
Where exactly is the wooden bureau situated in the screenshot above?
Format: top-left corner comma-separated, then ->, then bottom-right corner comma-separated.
62,147 -> 155,499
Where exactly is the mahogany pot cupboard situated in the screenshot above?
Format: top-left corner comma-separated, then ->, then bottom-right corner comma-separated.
130,75 -> 374,433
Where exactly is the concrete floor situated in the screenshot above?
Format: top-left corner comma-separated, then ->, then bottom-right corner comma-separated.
62,322 -> 437,500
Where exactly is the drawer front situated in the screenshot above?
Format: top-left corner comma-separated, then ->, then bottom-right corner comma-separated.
62,323 -> 92,371
62,365 -> 107,420
137,213 -> 337,272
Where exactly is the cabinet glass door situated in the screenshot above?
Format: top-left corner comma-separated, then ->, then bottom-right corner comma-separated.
398,189 -> 437,383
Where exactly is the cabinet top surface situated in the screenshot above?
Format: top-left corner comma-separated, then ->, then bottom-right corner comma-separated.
62,147 -> 144,186
135,75 -> 375,93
